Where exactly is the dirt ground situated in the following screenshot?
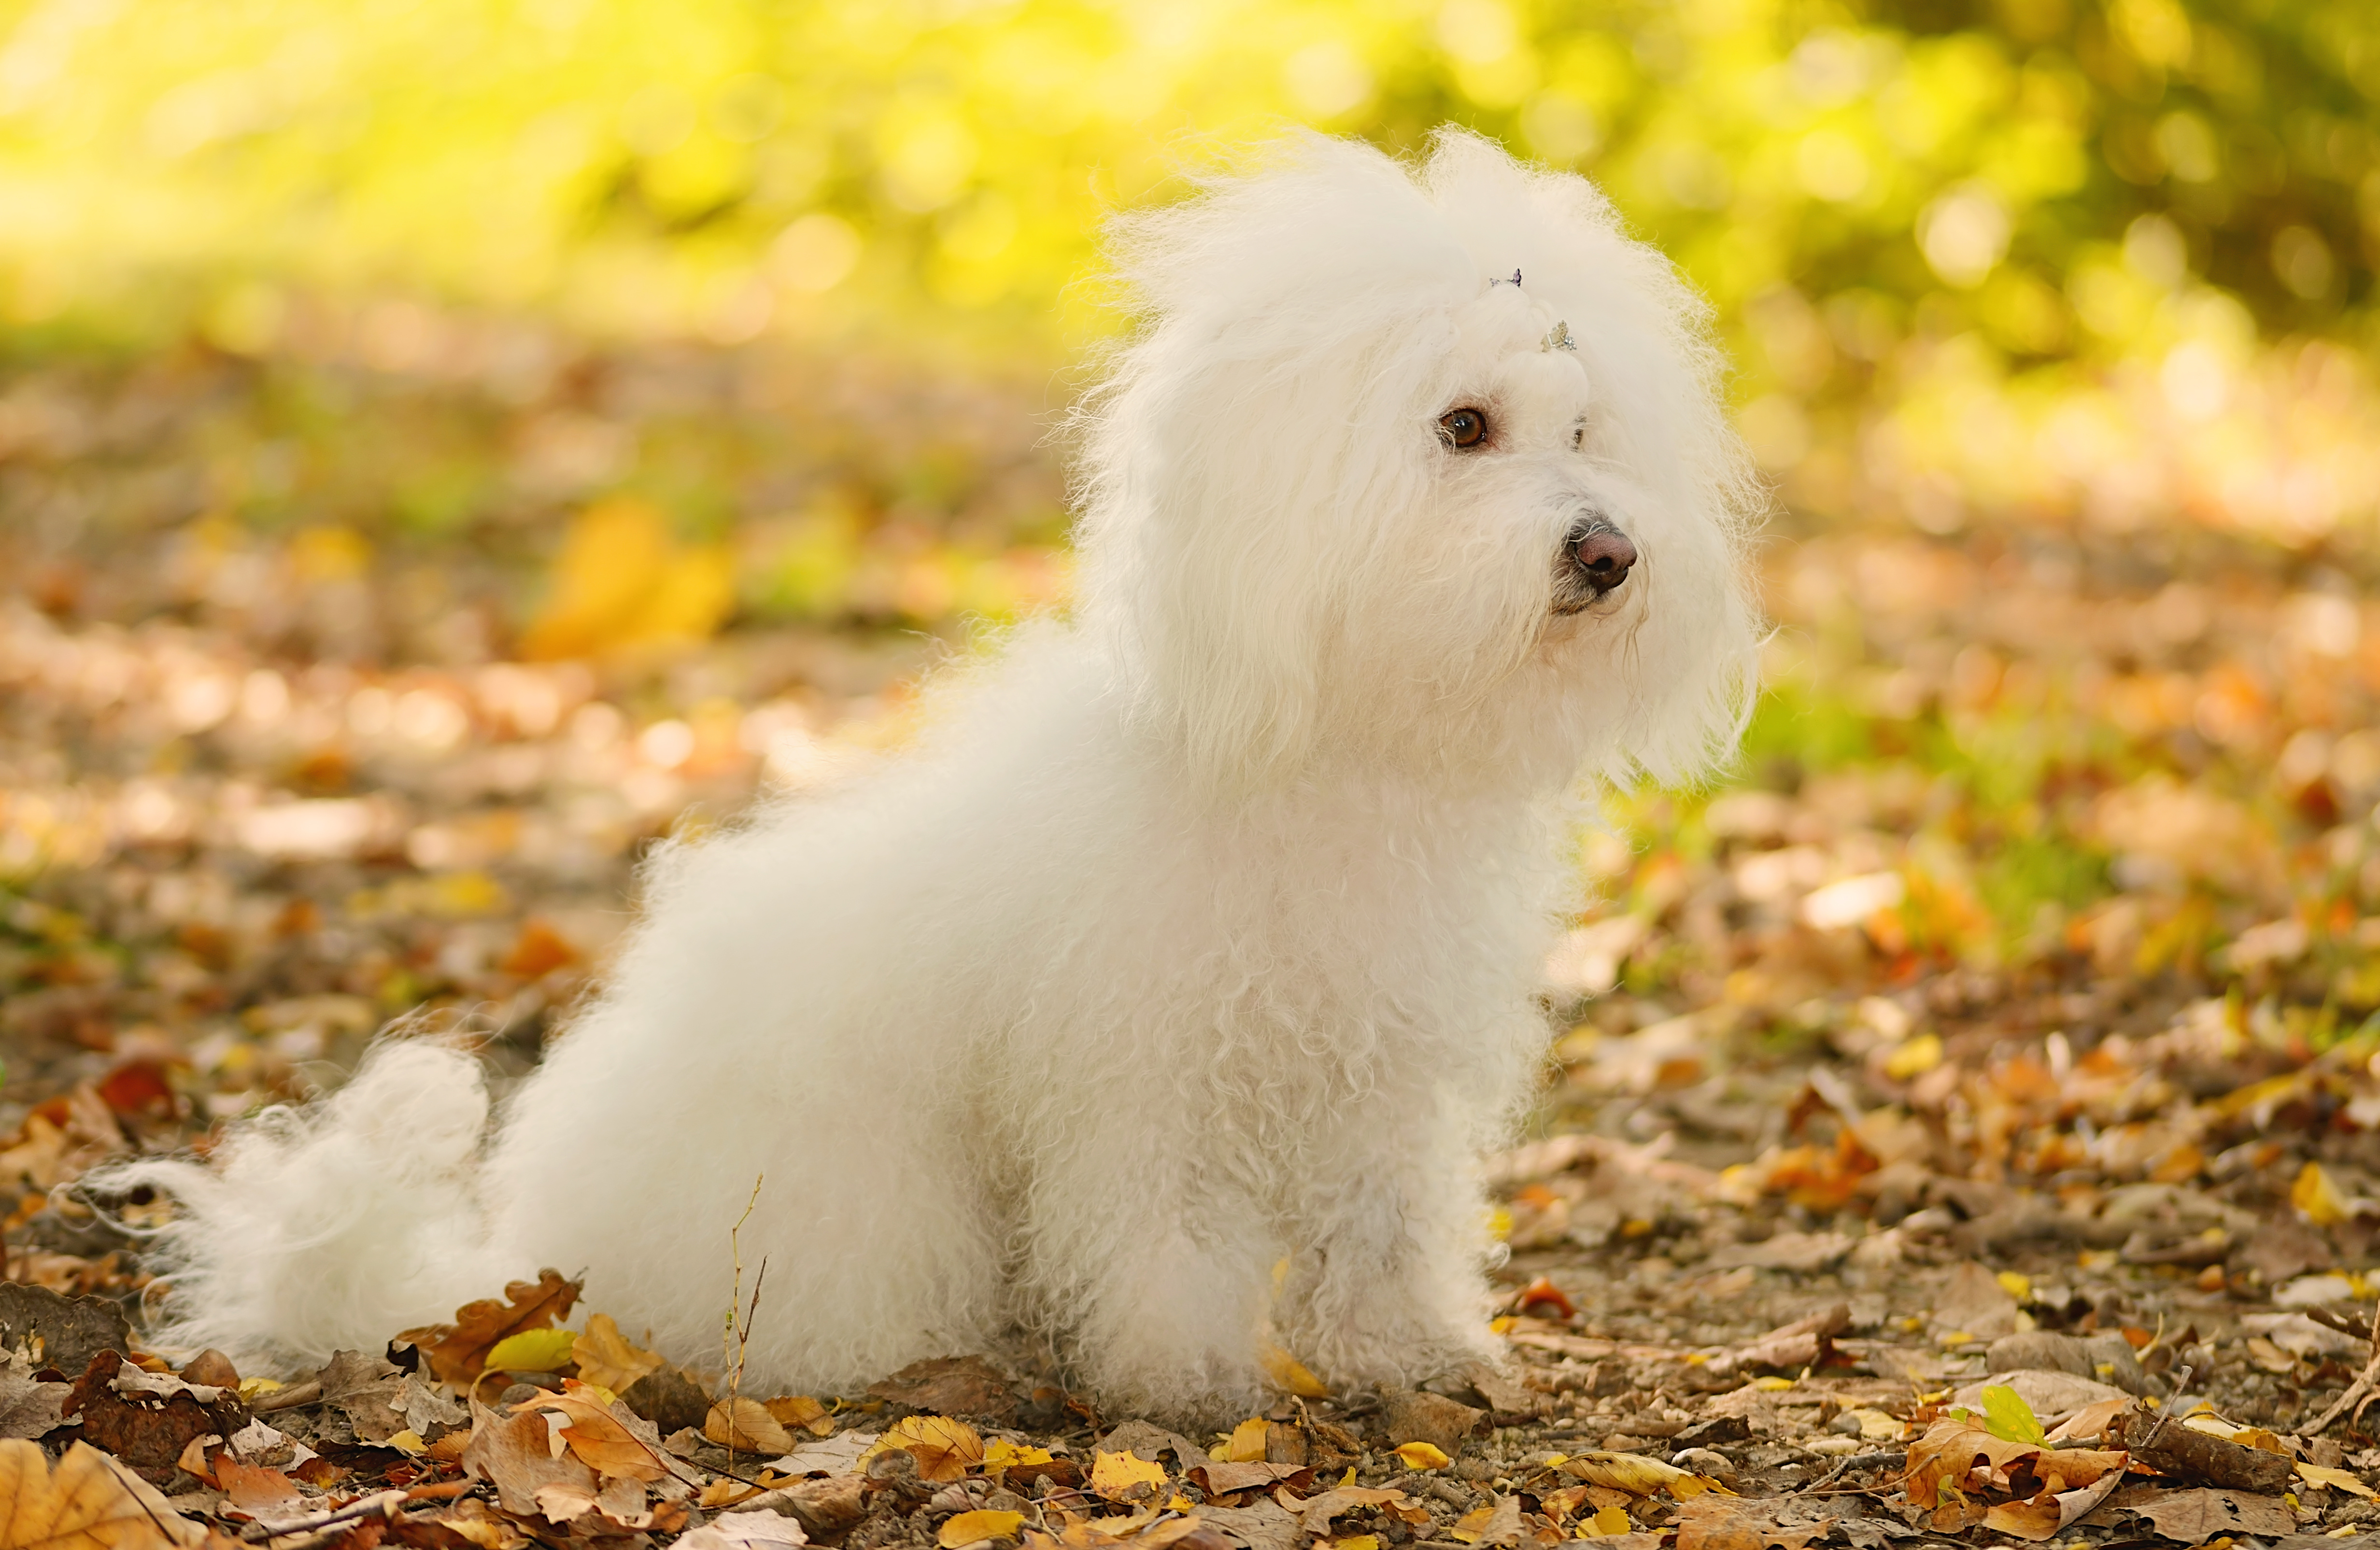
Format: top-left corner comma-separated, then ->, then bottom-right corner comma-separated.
6,344 -> 2380,1550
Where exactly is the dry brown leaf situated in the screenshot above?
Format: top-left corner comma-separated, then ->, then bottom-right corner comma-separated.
765,1396 -> 835,1438
1981,1471 -> 2126,1541
1901,1418 -> 2048,1510
570,1316 -> 661,1395
1275,1486 -> 1413,1526
0,1439 -> 205,1550
459,1395 -> 598,1519
2112,1485 -> 2292,1540
528,1382 -> 667,1483
398,1270 -> 582,1387
211,1459 -> 299,1515
1672,1499 -> 1833,1550
705,1398 -> 793,1456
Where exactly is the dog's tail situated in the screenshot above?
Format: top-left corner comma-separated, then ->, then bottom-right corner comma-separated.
98,1038 -> 506,1373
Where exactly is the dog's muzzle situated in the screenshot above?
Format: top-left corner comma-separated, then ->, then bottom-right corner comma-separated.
1553,517 -> 1637,613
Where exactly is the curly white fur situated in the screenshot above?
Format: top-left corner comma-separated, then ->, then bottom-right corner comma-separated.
109,129 -> 1760,1422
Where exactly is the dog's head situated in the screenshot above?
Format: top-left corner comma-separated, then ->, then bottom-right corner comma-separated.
1076,129 -> 1761,797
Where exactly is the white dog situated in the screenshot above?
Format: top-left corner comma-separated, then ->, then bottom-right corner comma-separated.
120,129 -> 1758,1421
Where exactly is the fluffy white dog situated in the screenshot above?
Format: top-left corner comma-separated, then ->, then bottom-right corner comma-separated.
120,129 -> 1758,1421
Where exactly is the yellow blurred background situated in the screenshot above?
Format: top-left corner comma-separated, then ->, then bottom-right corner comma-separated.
3,0 -> 2373,563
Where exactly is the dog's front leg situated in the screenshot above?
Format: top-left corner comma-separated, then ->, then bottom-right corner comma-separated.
1021,1134 -> 1277,1422
1274,1136 -> 1502,1394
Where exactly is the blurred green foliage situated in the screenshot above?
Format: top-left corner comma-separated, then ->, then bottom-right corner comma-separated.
0,0 -> 2367,364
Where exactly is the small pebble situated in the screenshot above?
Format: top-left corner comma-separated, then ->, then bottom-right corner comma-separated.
1671,1448 -> 1738,1486
1827,1412 -> 1863,1436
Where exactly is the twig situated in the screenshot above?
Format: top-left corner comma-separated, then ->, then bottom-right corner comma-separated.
2139,1364 -> 2194,1450
2309,1304 -> 2380,1436
1798,1450 -> 1906,1495
721,1172 -> 768,1477
240,1484 -> 481,1545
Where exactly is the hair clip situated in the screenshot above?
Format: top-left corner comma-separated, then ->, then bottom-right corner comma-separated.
1543,321 -> 1575,352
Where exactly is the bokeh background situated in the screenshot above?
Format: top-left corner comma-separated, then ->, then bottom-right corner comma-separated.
4,0 -> 2380,1174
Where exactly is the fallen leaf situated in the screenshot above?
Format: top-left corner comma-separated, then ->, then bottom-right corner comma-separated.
1978,1386 -> 2046,1446
529,1382 -> 667,1483
2043,1396 -> 2131,1444
863,1416 -> 984,1483
1187,1461 -> 1311,1496
867,1357 -> 1016,1421
2294,1161 -> 2353,1226
1672,1499 -> 1833,1550
570,1316 -> 662,1395
938,1510 -> 1027,1546
765,1395 -> 835,1438
399,1270 -> 582,1387
774,1433 -> 878,1479
1562,1452 -> 1725,1499
1901,1419 -> 2046,1510
1258,1346 -> 1328,1400
1213,1420 -> 1270,1465
707,1398 -> 794,1456
64,1352 -> 245,1486
1391,1443 -> 1449,1471
0,1286 -> 131,1379
212,1458 -> 301,1514
0,1354 -> 68,1442
483,1328 -> 577,1374
461,1395 -> 597,1519
2112,1485 -> 2292,1540
1981,1471 -> 2125,1541
2298,1462 -> 2377,1498
676,1510 -> 809,1550
0,1438 -> 205,1550
1581,1503 -> 1633,1537
1277,1487 -> 1413,1528
1091,1450 -> 1168,1502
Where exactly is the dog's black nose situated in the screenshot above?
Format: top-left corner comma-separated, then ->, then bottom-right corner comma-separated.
1571,525 -> 1637,593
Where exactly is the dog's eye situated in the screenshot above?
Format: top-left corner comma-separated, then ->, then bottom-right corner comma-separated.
1439,408 -> 1489,449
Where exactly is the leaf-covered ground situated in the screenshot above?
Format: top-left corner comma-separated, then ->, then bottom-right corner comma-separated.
8,337 -> 2380,1550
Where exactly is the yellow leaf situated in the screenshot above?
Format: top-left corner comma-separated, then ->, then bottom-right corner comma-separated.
0,1439 -> 204,1550
705,1398 -> 793,1456
484,1327 -> 579,1374
521,499 -> 734,660
1215,1419 -> 1271,1464
863,1416 -> 985,1484
983,1440 -> 1055,1478
1581,1503 -> 1632,1537
1562,1452 -> 1725,1500
1090,1451 -> 1168,1501
571,1314 -> 663,1394
1752,1376 -> 1795,1391
938,1510 -> 1028,1546
765,1395 -> 835,1438
1335,1537 -> 1380,1550
1260,1344 -> 1330,1399
1883,1033 -> 1943,1080
2295,1162 -> 2352,1227
1996,1271 -> 2032,1301
2298,1464 -> 2377,1499
384,1429 -> 426,1455
1452,1505 -> 1494,1543
1393,1442 -> 1451,1471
